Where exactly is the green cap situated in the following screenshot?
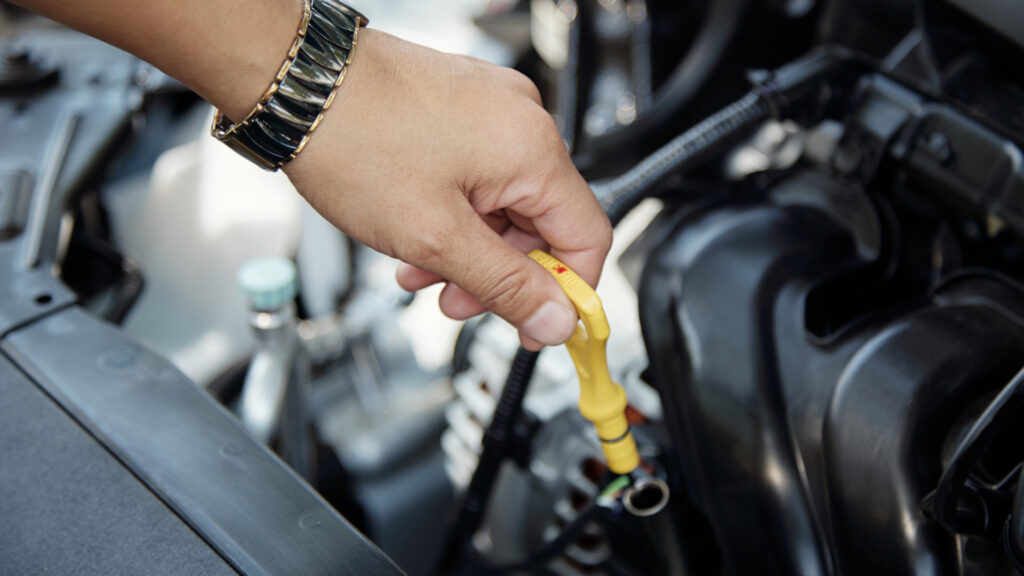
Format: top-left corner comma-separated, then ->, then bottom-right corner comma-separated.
238,257 -> 298,311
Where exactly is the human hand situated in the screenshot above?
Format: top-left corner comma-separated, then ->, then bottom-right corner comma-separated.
284,29 -> 612,350
8,0 -> 611,350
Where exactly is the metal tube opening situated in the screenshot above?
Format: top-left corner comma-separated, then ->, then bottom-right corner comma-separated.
623,476 -> 670,517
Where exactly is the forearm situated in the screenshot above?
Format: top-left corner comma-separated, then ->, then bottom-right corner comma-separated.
7,0 -> 302,121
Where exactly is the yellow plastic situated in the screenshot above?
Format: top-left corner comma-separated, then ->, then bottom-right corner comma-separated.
528,250 -> 640,474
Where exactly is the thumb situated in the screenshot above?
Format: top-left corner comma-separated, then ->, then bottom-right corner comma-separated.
433,216 -> 578,350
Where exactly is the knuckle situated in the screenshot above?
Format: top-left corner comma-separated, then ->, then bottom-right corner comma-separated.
539,116 -> 568,153
477,264 -> 533,316
518,108 -> 566,159
529,105 -> 558,133
404,224 -> 452,269
506,69 -> 543,103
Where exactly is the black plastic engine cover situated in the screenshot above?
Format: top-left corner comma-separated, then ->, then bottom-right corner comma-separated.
639,170 -> 1024,574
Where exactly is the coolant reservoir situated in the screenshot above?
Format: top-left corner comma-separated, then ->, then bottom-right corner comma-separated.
105,107 -> 302,386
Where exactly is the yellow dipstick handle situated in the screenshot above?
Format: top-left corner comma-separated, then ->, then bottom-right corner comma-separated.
528,250 -> 640,475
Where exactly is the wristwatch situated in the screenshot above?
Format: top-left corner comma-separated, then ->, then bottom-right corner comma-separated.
211,0 -> 368,171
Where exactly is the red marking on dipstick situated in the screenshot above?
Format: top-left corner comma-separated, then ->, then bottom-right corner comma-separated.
554,266 -> 568,274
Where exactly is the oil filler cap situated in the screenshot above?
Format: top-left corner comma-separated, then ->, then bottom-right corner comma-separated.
238,257 -> 298,311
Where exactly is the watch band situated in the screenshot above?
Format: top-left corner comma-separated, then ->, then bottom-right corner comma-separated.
211,0 -> 368,171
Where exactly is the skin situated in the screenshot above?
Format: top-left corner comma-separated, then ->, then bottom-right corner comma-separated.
10,0 -> 613,350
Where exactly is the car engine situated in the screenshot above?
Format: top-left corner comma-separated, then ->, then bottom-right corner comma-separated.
2,0 -> 1024,575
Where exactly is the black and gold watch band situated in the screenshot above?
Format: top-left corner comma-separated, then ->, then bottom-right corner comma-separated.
211,0 -> 368,171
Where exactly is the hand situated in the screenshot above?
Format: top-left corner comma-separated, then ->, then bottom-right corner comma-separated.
8,0 -> 612,350
284,29 -> 612,350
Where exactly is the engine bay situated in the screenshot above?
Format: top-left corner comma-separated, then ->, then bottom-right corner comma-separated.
2,0 -> 1024,574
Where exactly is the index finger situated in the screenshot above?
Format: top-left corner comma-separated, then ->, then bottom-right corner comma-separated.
511,169 -> 612,290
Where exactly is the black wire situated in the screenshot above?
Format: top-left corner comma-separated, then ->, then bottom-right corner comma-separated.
436,347 -> 540,574
597,92 -> 771,226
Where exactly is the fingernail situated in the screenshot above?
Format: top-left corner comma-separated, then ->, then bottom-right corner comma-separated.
521,301 -> 576,346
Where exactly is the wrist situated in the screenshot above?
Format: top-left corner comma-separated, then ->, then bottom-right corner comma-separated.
282,26 -> 384,178
210,0 -> 370,171
196,0 -> 308,122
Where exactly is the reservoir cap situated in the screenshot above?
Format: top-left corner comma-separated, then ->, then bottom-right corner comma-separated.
238,257 -> 298,311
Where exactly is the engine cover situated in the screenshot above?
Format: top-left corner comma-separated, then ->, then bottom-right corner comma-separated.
638,169 -> 1024,574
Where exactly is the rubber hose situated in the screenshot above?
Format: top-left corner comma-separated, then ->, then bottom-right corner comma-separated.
596,91 -> 771,226
437,347 -> 540,573
582,0 -> 751,168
